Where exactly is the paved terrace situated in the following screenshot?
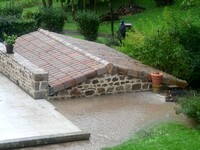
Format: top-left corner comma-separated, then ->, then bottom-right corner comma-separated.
0,73 -> 89,150
14,29 -> 187,95
0,29 -> 188,149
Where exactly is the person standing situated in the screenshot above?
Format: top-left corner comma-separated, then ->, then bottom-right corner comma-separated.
118,20 -> 126,38
117,20 -> 126,43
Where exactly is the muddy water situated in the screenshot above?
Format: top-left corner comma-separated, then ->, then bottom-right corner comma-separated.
20,92 -> 191,150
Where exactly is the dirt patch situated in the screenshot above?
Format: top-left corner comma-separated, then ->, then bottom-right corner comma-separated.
100,3 -> 145,21
114,3 -> 146,16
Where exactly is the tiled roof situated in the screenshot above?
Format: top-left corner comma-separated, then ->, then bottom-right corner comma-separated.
14,29 -> 187,94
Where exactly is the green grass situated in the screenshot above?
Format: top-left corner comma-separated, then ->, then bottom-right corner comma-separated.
0,0 -> 199,42
1,0 -> 200,33
103,123 -> 200,150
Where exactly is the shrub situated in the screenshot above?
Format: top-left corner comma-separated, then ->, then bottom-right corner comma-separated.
178,23 -> 200,87
105,37 -> 121,47
76,11 -> 100,41
23,10 -> 39,20
180,0 -> 200,9
0,16 -> 37,41
0,16 -> 14,42
120,8 -> 200,87
37,7 -> 65,33
121,29 -> 190,79
9,19 -> 37,36
154,0 -> 174,7
0,1 -> 23,17
177,92 -> 200,127
20,0 -> 40,8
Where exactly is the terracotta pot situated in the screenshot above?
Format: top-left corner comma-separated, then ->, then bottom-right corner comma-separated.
151,72 -> 163,86
5,44 -> 14,54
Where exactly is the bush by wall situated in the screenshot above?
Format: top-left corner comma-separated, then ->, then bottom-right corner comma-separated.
76,11 -> 100,41
178,23 -> 200,88
121,29 -> 190,80
0,1 -> 23,17
0,16 -> 12,41
9,19 -> 37,36
177,92 -> 200,127
180,0 -> 200,9
0,16 -> 37,42
36,7 -> 65,33
120,8 -> 200,87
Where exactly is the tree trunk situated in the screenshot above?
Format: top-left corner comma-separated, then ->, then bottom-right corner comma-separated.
42,0 -> 47,7
48,0 -> 53,7
83,0 -> 86,11
72,0 -> 75,20
42,0 -> 53,7
94,0 -> 97,13
110,0 -> 114,37
60,0 -> 64,9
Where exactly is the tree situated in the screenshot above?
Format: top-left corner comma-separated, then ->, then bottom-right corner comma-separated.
42,0 -> 53,7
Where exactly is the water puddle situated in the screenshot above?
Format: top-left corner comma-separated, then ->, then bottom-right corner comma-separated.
20,91 -> 192,150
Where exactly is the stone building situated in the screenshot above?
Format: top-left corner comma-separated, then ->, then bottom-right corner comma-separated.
0,29 -> 187,100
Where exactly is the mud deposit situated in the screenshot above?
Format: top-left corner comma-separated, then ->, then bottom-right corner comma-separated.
20,92 -> 191,150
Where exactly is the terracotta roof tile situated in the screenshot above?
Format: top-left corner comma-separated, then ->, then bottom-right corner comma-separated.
15,29 -> 188,94
15,30 -> 110,93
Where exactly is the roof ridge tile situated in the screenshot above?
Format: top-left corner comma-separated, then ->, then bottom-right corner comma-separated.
38,29 -> 111,68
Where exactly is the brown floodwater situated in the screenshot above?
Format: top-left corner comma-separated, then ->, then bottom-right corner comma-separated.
19,91 -> 192,150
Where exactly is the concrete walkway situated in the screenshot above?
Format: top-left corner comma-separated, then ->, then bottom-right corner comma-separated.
0,73 -> 90,150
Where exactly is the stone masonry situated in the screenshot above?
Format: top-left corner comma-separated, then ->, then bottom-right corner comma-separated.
0,43 -> 48,99
48,73 -> 151,100
0,29 -> 187,100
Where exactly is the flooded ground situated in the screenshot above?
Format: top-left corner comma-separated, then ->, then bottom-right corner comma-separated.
20,91 -> 191,150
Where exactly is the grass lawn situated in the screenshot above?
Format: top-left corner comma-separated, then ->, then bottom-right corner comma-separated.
1,0 -> 199,36
103,123 -> 200,150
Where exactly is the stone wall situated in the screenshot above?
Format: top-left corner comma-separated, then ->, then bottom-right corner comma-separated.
48,73 -> 151,100
0,44 -> 48,99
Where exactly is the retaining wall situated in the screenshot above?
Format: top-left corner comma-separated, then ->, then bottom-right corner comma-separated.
48,73 -> 151,100
0,43 -> 48,99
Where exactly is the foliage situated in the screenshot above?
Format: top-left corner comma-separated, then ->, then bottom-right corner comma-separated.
37,7 -> 65,33
42,0 -> 53,8
177,92 -> 200,127
23,10 -> 39,20
105,37 -> 121,47
3,33 -> 17,45
9,19 -> 37,36
178,22 -> 200,87
0,16 -> 37,41
19,0 -> 40,8
180,0 -> 200,9
0,16 -> 14,42
120,8 -> 200,85
154,0 -> 174,7
103,123 -> 200,150
0,0 -> 23,17
76,11 -> 100,41
120,28 -> 190,80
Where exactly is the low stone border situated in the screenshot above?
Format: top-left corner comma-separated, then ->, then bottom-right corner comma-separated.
0,131 -> 90,150
0,43 -> 48,99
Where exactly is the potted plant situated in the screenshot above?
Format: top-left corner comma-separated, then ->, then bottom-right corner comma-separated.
151,72 -> 163,92
3,33 -> 17,54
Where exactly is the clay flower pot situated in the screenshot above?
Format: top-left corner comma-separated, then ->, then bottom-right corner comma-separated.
151,72 -> 163,87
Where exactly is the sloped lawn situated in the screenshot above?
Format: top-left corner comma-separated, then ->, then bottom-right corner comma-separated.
103,123 -> 200,150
